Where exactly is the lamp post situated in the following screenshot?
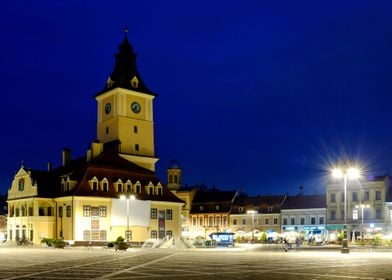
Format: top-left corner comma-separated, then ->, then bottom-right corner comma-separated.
120,194 -> 135,242
332,166 -> 360,254
247,210 -> 256,241
355,204 -> 369,240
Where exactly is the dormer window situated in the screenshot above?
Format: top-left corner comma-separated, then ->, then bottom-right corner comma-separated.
238,206 -> 243,213
268,206 -> 273,212
102,182 -> 109,192
157,186 -> 163,196
135,182 -> 141,194
92,181 -> 98,191
148,186 -> 154,195
117,183 -> 123,192
130,76 -> 139,88
216,205 -> 220,211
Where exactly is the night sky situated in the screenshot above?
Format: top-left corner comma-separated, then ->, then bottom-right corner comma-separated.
1,1 -> 392,196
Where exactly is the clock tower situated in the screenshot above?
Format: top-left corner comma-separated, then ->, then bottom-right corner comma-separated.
95,30 -> 158,171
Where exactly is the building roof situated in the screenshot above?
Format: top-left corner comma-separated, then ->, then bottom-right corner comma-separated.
281,194 -> 326,210
190,189 -> 237,214
96,32 -> 155,97
16,147 -> 182,204
231,194 -> 286,214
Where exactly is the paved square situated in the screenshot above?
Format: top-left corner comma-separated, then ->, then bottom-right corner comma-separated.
0,247 -> 391,279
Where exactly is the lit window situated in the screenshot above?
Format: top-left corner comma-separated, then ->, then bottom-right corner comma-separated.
166,209 -> 173,220
151,230 -> 157,239
66,205 -> 71,217
99,206 -> 107,217
151,208 -> 157,219
83,206 -> 91,217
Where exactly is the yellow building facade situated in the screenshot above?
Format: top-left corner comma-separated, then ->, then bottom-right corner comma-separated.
7,32 -> 183,245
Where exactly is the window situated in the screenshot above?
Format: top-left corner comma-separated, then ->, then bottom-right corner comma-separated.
268,206 -> 273,212
216,205 -> 220,211
273,218 -> 278,225
216,216 -> 221,226
18,179 -> 25,191
376,191 -> 382,201
135,144 -> 139,151
149,186 -> 154,195
283,218 -> 287,225
48,207 -> 53,216
242,218 -> 246,225
364,191 -> 370,201
331,211 -> 336,220
83,230 -> 91,241
136,185 -> 141,193
28,207 -> 33,216
106,126 -> 109,134
117,184 -> 123,192
134,126 -> 138,133
99,206 -> 107,217
58,206 -> 63,218
92,181 -> 98,191
166,230 -> 173,238
166,209 -> 173,220
126,184 -> 132,193
319,217 -> 324,224
265,218 -> 269,225
199,217 -> 203,226
341,193 -> 344,202
238,207 -> 243,213
330,193 -> 336,202
223,216 -> 228,226
233,219 -> 237,225
310,217 -> 315,224
125,230 -> 132,241
353,209 -> 358,220
352,192 -> 358,202
376,208 -> 382,219
83,206 -> 91,217
364,209 -> 370,219
192,217 -> 197,227
300,217 -> 305,225
15,208 -> 20,217
100,230 -> 107,241
174,175 -> 178,183
157,187 -> 163,195
341,210 -> 344,220
151,230 -> 157,239
151,208 -> 157,219
39,208 -> 44,216
209,216 -> 213,226
66,205 -> 71,217
102,182 -> 109,192
290,218 -> 295,225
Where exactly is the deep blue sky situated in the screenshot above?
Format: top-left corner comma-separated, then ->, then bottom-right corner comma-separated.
1,1 -> 392,196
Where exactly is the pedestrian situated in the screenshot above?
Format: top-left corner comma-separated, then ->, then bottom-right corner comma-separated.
296,237 -> 301,249
284,238 -> 288,252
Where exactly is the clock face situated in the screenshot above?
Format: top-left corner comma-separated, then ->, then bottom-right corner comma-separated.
104,103 -> 111,114
131,101 -> 141,114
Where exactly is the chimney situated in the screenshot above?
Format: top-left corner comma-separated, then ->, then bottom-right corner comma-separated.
91,141 -> 103,159
62,148 -> 72,166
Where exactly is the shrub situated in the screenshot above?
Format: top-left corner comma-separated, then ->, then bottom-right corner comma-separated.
114,236 -> 128,251
52,239 -> 67,249
41,238 -> 55,246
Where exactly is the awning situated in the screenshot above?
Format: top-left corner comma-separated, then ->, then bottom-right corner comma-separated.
326,225 -> 344,230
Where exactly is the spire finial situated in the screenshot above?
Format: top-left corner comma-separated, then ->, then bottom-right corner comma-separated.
21,160 -> 24,168
124,26 -> 129,37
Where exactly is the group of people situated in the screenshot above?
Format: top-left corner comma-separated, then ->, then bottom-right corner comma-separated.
283,237 -> 301,252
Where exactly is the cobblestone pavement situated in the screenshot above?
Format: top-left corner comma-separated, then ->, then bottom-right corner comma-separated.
0,247 -> 391,279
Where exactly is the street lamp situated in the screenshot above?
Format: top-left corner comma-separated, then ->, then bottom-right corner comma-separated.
120,194 -> 135,242
247,210 -> 256,241
332,166 -> 360,254
355,204 -> 369,240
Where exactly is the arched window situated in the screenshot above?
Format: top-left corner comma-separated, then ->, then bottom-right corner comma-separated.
18,178 -> 25,191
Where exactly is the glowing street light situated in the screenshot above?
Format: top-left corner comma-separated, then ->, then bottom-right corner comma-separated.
247,210 -> 257,241
120,194 -> 135,242
332,166 -> 360,253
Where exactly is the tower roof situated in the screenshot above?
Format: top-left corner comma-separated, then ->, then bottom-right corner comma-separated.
168,158 -> 181,169
96,29 -> 155,97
